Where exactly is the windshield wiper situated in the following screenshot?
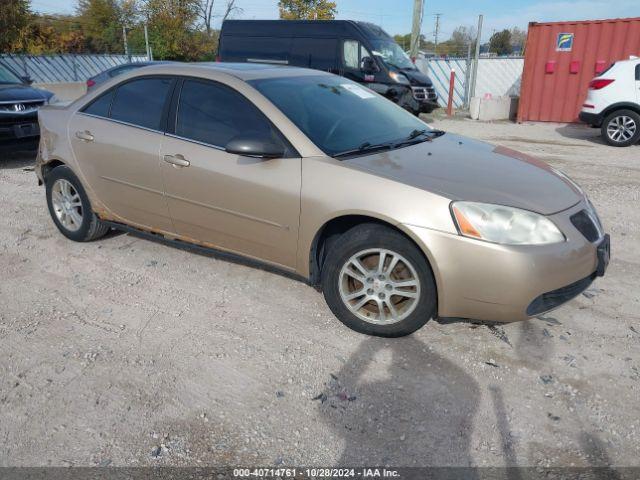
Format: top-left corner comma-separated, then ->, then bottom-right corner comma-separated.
333,141 -> 394,159
392,129 -> 446,148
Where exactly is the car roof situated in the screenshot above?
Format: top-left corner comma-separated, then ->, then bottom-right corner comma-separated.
125,62 -> 331,81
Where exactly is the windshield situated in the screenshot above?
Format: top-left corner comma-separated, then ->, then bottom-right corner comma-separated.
0,65 -> 23,84
250,75 -> 431,156
370,40 -> 415,70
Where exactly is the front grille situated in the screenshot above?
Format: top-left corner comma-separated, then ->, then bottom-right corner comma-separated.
570,209 -> 600,242
0,112 -> 38,125
526,273 -> 596,316
411,86 -> 427,100
412,86 -> 437,102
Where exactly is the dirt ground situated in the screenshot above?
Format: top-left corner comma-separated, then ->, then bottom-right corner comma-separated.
1,117 -> 639,469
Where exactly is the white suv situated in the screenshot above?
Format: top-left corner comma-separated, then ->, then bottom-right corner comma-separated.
580,57 -> 640,147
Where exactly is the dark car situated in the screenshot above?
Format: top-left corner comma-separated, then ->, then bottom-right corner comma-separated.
218,20 -> 439,115
0,63 -> 54,144
86,61 -> 172,92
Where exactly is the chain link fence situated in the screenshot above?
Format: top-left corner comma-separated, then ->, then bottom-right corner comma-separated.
416,57 -> 525,109
0,53 -> 149,83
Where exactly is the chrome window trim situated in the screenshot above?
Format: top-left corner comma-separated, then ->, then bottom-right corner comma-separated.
164,132 -> 227,151
77,111 -> 164,135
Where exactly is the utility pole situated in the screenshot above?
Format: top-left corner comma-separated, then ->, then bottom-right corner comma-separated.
434,13 -> 441,56
122,25 -> 130,61
144,23 -> 151,61
409,0 -> 424,61
469,14 -> 483,101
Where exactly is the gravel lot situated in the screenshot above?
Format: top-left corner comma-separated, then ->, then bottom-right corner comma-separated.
1,117 -> 639,469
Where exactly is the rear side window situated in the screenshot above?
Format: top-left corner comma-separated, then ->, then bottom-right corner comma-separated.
636,64 -> 640,81
289,38 -> 337,70
83,90 -> 114,117
110,77 -> 172,130
175,79 -> 274,147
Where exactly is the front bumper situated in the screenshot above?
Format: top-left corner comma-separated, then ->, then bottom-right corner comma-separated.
404,200 -> 607,322
579,110 -> 604,127
0,112 -> 40,142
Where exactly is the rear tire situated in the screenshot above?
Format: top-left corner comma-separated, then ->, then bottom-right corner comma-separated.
321,223 -> 437,337
45,165 -> 110,242
601,109 -> 640,147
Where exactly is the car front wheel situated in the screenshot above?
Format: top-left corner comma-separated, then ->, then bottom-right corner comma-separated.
321,224 -> 437,337
602,109 -> 640,147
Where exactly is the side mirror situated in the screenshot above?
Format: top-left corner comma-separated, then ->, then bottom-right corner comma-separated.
225,134 -> 285,159
361,56 -> 379,74
21,75 -> 33,85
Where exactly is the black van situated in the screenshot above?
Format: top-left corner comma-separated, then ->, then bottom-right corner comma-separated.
218,20 -> 439,115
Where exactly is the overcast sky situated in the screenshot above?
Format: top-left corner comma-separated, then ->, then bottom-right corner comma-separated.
31,0 -> 640,41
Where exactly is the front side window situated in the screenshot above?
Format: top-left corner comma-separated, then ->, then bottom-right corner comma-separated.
636,63 -> 640,81
250,75 -> 428,156
110,77 -> 172,130
176,79 -> 274,148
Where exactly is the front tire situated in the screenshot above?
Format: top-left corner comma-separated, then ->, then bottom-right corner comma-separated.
601,109 -> 640,147
45,165 -> 110,242
321,224 -> 437,337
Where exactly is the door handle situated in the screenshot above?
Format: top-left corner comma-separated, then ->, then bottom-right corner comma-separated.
163,154 -> 190,168
75,130 -> 94,142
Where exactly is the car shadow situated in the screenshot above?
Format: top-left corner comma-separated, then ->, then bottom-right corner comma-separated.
555,124 -> 613,147
317,336 -> 480,470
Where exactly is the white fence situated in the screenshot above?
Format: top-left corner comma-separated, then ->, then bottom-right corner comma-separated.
416,57 -> 525,109
0,54 -> 149,83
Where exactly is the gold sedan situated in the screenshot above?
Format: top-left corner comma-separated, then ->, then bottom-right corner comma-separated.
36,63 -> 609,337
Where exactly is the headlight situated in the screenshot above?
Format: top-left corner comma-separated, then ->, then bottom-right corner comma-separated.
451,201 -> 565,245
389,71 -> 410,85
46,94 -> 59,105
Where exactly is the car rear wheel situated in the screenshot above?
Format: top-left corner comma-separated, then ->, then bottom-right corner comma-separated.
45,165 -> 110,242
321,224 -> 437,337
602,109 -> 640,147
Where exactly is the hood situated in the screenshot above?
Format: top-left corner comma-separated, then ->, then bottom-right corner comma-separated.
344,133 -> 583,215
0,84 -> 52,103
399,68 -> 433,87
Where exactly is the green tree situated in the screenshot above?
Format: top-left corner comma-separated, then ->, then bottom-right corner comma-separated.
141,0 -> 201,60
278,0 -> 336,20
76,0 -> 123,53
489,29 -> 512,56
0,0 -> 31,52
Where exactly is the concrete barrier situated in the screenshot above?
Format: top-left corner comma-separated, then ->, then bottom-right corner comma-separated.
34,82 -> 87,102
470,96 -> 519,121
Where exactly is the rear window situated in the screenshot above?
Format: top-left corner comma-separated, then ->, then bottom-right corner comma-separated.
83,90 -> 114,117
110,77 -> 172,130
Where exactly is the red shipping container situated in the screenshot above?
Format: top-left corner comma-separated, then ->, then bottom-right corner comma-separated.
517,17 -> 640,123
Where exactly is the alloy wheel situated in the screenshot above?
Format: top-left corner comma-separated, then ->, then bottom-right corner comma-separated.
338,248 -> 421,325
607,115 -> 636,143
51,178 -> 83,232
